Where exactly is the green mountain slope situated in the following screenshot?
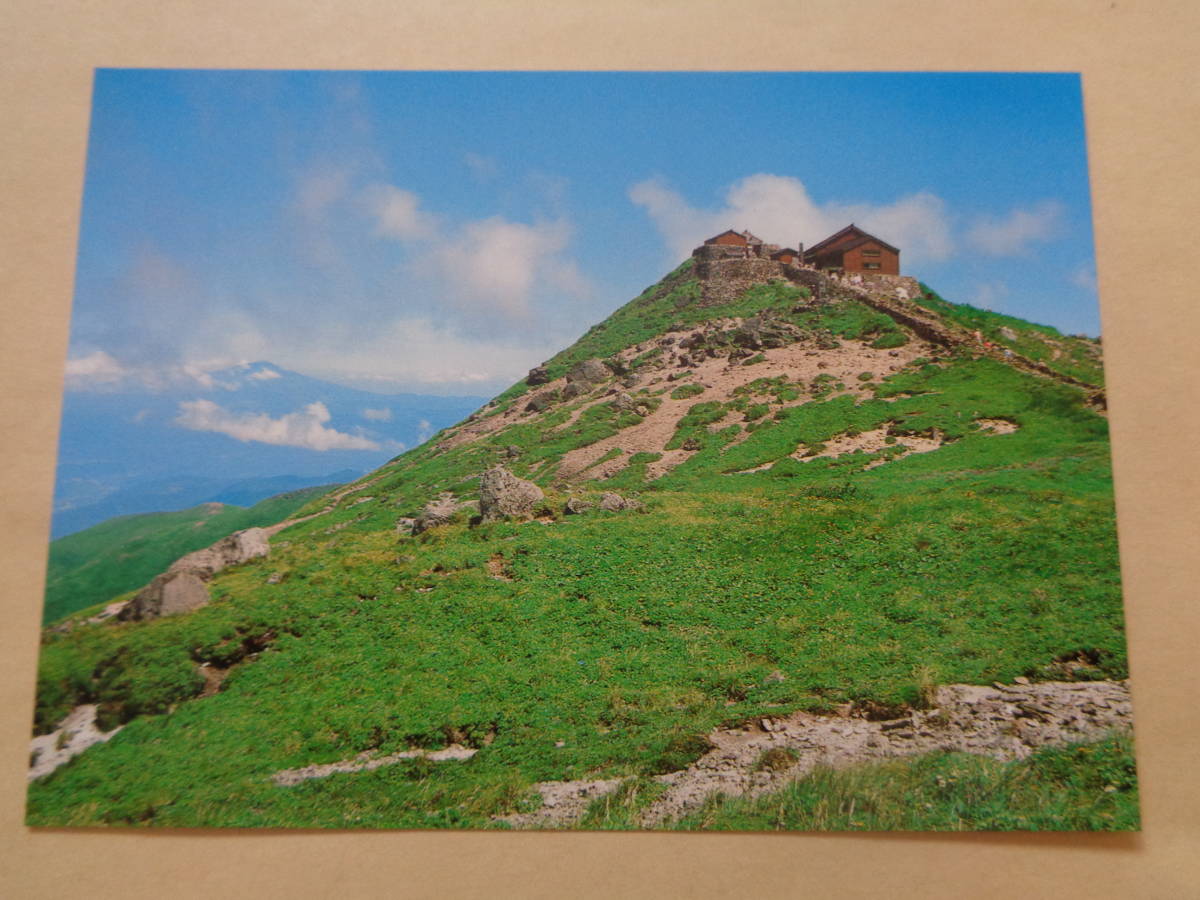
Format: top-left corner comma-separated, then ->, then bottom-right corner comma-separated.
28,264 -> 1132,830
42,486 -> 336,625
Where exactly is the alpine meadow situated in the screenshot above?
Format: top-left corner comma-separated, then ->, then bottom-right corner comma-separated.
28,71 -> 1134,832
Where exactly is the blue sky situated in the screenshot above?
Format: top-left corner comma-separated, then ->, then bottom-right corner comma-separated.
67,70 -> 1100,400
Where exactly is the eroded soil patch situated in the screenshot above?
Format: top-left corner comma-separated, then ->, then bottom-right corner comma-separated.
272,745 -> 478,786
497,679 -> 1133,829
28,705 -> 123,781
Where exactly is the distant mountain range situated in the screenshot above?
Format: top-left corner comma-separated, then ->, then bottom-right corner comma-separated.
51,362 -> 485,536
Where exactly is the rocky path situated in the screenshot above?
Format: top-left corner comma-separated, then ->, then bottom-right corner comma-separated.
498,678 -> 1133,829
821,275 -> 1106,406
28,705 -> 123,781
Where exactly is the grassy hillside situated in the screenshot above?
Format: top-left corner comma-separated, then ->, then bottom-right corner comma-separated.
27,269 -> 1131,830
42,485 -> 335,625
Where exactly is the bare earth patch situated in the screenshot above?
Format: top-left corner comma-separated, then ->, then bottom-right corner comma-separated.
558,334 -> 933,482
272,744 -> 478,787
976,417 -> 1019,434
28,705 -> 123,781
496,679 -> 1132,829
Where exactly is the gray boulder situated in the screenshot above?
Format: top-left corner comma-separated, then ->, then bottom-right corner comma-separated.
566,358 -> 612,386
611,392 -> 637,412
121,570 -> 211,621
564,497 -> 594,515
525,389 -> 560,412
526,365 -> 551,385
413,493 -> 465,535
479,466 -> 544,523
998,326 -> 1018,342
119,526 -> 273,621
168,528 -> 270,578
598,492 -> 642,512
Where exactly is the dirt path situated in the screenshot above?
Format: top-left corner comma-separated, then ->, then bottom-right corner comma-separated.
263,472 -> 388,537
497,678 -> 1133,829
272,745 -> 478,786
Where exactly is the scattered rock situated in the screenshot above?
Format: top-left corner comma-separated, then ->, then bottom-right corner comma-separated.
566,358 -> 612,387
525,389 -> 560,413
564,497 -> 594,515
412,493 -> 465,535
503,445 -> 522,459
998,326 -> 1019,342
680,437 -> 702,452
266,572 -> 284,585
526,365 -> 551,385
499,679 -> 1134,829
395,517 -> 418,536
612,392 -> 637,412
598,492 -> 641,512
479,466 -> 545,523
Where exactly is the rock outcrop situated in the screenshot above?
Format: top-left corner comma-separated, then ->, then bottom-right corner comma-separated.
566,358 -> 612,387
168,528 -> 270,577
479,466 -> 544,523
119,527 -> 271,621
526,364 -> 550,386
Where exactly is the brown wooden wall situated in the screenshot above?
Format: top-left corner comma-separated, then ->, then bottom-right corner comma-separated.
843,241 -> 899,275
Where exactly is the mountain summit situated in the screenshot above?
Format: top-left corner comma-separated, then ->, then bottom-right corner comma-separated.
29,239 -> 1131,831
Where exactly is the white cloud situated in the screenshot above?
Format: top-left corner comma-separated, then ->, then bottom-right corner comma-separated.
174,400 -> 381,451
65,350 -> 128,388
64,350 -> 245,393
966,201 -> 1064,256
362,407 -> 392,421
425,216 -> 588,318
248,367 -> 282,381
630,174 -> 954,265
288,315 -> 559,393
361,184 -> 438,240
416,419 -> 433,443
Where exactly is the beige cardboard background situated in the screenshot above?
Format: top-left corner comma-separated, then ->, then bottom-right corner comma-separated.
2,2 -> 1197,896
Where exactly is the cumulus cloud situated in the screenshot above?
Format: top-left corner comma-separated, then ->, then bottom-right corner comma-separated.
423,216 -> 588,318
630,174 -> 954,265
291,314 -> 560,393
247,367 -> 282,381
65,350 -> 128,388
362,407 -> 392,421
416,419 -> 433,443
64,350 -> 246,393
361,184 -> 438,240
175,400 -> 381,451
966,201 -> 1065,256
